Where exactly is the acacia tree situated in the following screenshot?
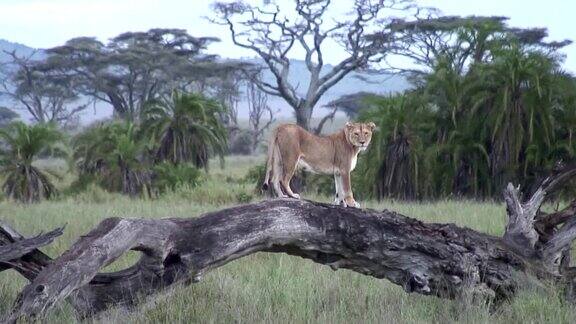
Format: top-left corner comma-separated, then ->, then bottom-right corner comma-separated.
212,0 -> 415,132
325,91 -> 376,119
0,106 -> 19,127
44,29 -> 221,121
0,51 -> 89,125
246,81 -> 275,153
383,15 -> 572,81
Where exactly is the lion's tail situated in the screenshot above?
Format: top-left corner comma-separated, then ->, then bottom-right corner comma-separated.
262,128 -> 279,191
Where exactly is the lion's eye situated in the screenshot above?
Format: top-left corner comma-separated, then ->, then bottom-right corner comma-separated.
354,132 -> 360,136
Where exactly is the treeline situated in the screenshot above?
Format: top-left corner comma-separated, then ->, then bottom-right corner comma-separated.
0,29 -> 274,202
0,92 -> 227,202
1,11 -> 575,203
352,17 -> 576,200
0,29 -> 245,124
0,28 -> 274,153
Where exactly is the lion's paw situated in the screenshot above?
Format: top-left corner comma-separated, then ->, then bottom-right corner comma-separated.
344,199 -> 360,208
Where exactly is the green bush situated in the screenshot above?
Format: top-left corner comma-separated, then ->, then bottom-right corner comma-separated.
65,173 -> 99,195
72,121 -> 152,197
152,162 -> 203,193
304,174 -> 335,197
244,163 -> 334,197
174,181 -> 252,205
229,130 -> 253,155
68,183 -> 123,204
244,164 -> 266,188
235,191 -> 254,204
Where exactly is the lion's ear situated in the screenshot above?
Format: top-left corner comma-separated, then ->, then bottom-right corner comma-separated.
345,121 -> 354,129
366,122 -> 377,131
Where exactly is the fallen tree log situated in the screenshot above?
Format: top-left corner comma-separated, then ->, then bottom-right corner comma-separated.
0,222 -> 63,281
0,227 -> 63,264
3,165 -> 576,322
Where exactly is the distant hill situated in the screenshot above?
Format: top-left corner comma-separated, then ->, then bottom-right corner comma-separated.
0,39 -> 42,122
0,39 -> 39,62
0,39 -> 410,123
0,39 -> 107,123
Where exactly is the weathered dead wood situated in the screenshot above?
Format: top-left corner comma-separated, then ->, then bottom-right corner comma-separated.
0,228 -> 63,263
0,222 -> 62,280
3,163 -> 576,322
4,200 -> 528,322
504,164 -> 576,273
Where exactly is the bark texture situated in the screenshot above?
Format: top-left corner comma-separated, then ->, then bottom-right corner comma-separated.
2,164 -> 576,322
0,222 -> 62,281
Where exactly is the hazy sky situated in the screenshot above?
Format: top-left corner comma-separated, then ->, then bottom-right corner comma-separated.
0,0 -> 574,72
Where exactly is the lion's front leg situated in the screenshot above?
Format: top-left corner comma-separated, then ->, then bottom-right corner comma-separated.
341,171 -> 360,208
333,174 -> 345,207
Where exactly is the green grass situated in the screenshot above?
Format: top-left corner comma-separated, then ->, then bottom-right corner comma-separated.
1,155 -> 575,323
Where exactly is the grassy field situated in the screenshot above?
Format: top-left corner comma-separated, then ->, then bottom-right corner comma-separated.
1,156 -> 575,323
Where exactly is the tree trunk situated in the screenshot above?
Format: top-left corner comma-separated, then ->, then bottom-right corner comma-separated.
295,104 -> 313,131
0,222 -> 62,281
4,165 -> 576,322
313,107 -> 337,135
251,131 -> 260,154
292,103 -> 314,192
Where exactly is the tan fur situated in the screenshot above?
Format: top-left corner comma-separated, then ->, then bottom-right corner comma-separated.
263,122 -> 375,207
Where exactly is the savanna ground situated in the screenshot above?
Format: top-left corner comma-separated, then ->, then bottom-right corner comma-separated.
1,155 -> 575,323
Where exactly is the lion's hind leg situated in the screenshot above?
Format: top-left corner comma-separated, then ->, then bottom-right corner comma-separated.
270,143 -> 288,198
271,168 -> 287,198
271,175 -> 287,198
280,155 -> 300,199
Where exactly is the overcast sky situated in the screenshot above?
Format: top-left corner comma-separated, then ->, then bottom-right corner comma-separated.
0,0 -> 574,72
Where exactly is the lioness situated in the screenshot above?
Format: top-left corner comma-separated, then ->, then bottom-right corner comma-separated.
262,122 -> 375,207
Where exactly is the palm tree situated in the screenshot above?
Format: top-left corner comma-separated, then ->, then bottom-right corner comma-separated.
443,123 -> 491,197
72,121 -> 152,197
473,44 -> 558,190
0,122 -> 65,203
551,75 -> 576,159
424,57 -> 494,197
351,28 -> 573,200
357,94 -> 435,200
141,91 -> 227,170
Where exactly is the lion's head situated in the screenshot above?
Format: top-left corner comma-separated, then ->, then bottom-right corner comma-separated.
344,121 -> 376,151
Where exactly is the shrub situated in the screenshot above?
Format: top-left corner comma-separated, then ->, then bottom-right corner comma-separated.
244,163 -> 266,187
68,183 -> 122,204
152,162 -> 203,193
228,130 -> 253,155
72,121 -> 152,197
244,163 -> 334,197
235,191 -> 254,204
